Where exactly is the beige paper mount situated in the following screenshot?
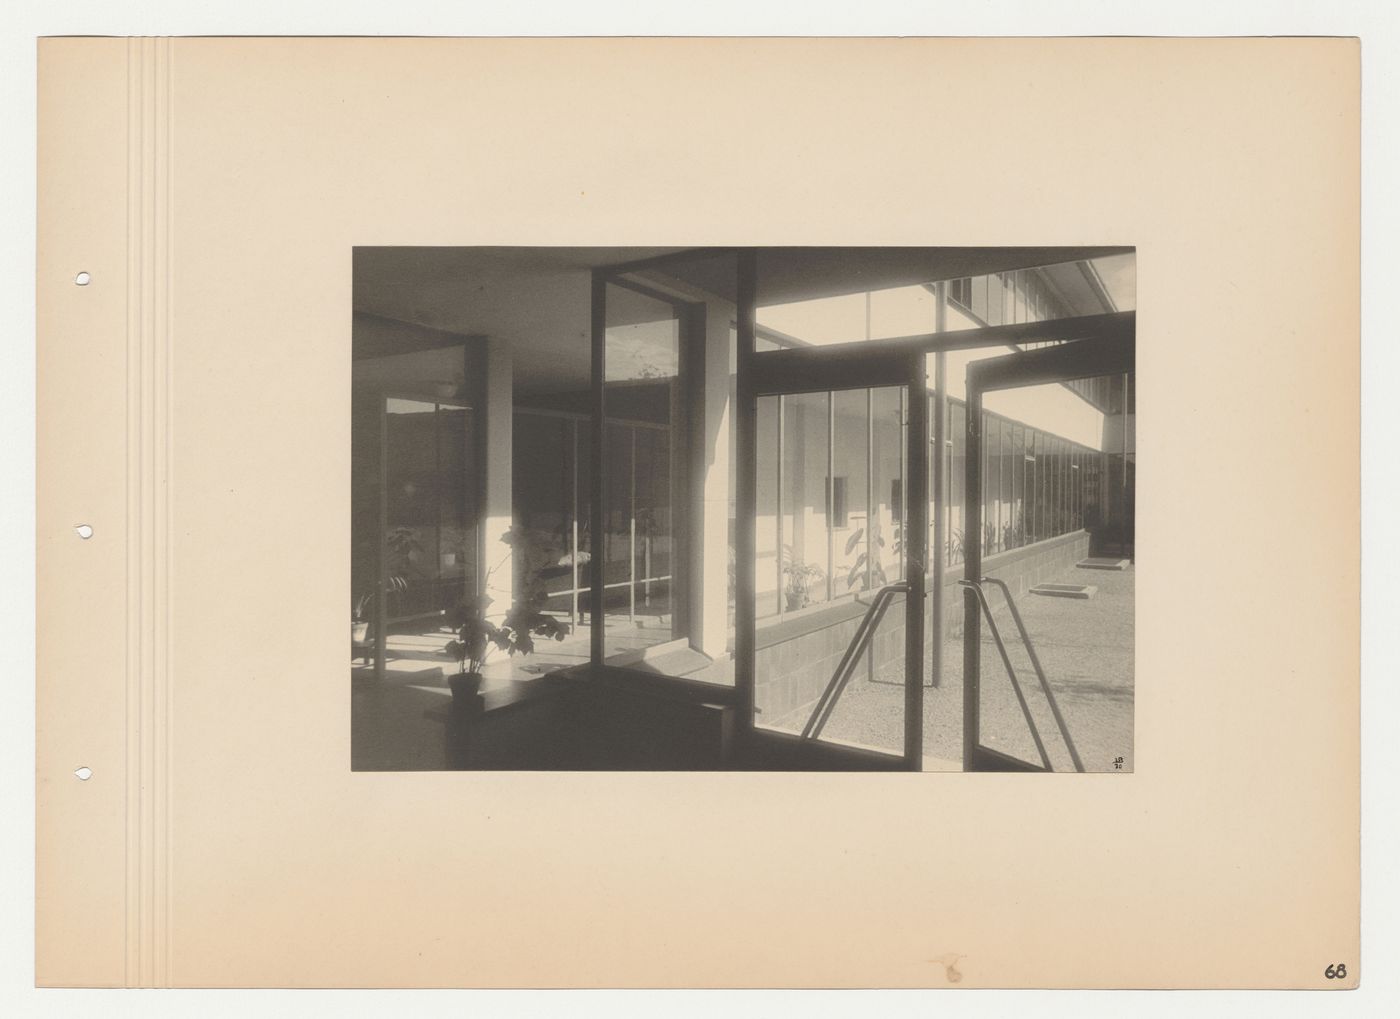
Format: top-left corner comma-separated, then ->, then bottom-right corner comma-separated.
36,37 -> 1359,988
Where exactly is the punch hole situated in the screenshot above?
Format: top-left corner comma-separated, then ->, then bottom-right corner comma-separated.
74,272 -> 91,286
75,524 -> 93,539
75,767 -> 92,781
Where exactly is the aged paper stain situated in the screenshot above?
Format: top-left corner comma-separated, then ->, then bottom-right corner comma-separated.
929,953 -> 965,983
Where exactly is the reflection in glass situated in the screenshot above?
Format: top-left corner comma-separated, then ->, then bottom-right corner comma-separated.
602,282 -> 679,662
351,342 -> 480,683
756,396 -> 780,620
753,385 -> 907,759
949,403 -> 966,566
383,398 -> 475,626
782,392 -> 830,611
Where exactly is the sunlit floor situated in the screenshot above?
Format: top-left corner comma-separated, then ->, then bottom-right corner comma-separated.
352,565 -> 1132,772
350,612 -> 681,770
350,612 -> 677,687
812,562 -> 1135,771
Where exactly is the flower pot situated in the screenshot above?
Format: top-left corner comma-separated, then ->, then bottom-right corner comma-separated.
448,671 -> 484,702
351,620 -> 369,644
785,591 -> 806,612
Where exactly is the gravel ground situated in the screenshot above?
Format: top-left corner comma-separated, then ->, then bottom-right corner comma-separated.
820,562 -> 1135,772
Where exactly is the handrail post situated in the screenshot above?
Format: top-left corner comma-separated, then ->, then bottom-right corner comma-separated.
799,582 -> 907,740
981,577 -> 1085,773
959,579 -> 1052,771
962,388 -> 983,768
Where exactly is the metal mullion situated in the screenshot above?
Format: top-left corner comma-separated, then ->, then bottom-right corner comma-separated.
962,385 -> 983,770
931,280 -> 947,691
570,419 -> 579,627
826,390 -> 835,604
375,397 -> 388,681
1062,439 -> 1069,536
991,417 -> 1002,554
776,396 -> 785,622
1072,448 -> 1079,530
1121,371 -> 1130,557
432,404 -> 442,610
997,419 -> 1007,552
629,427 -> 637,625
1055,438 -> 1062,536
946,401 -> 954,565
981,409 -> 990,551
903,357 -> 928,771
865,388 -> 875,685
1034,431 -> 1043,541
1058,439 -> 1069,537
1011,425 -> 1020,550
589,271 -> 606,664
899,388 -> 907,577
865,388 -> 874,596
734,251 -> 758,733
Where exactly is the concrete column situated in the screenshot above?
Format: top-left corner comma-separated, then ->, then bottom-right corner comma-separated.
481,337 -> 513,619
691,303 -> 732,658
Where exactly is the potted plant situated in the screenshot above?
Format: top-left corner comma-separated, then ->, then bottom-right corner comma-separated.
782,555 -> 825,612
352,593 -> 372,646
352,575 -> 409,647
443,591 -> 571,707
946,527 -> 965,566
841,518 -> 905,593
353,527 -> 422,648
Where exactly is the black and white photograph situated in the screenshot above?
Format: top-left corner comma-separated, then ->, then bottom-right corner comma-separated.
20,17 -> 1375,1000
351,247 -> 1136,771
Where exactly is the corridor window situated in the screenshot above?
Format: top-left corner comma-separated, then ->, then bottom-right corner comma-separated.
826,476 -> 849,529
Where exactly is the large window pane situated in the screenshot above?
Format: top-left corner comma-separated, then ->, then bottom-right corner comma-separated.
949,403 -> 966,566
1000,418 -> 1013,552
600,253 -> 739,682
755,254 -> 1130,347
1027,429 -> 1041,543
873,387 -> 905,587
636,424 -> 672,619
603,282 -> 679,662
513,411 -> 576,621
756,396 -> 780,620
1012,424 -> 1025,550
384,399 -> 475,624
782,392 -> 831,610
985,415 -> 1001,554
754,385 -> 907,759
832,389 -> 870,596
351,342 -> 479,685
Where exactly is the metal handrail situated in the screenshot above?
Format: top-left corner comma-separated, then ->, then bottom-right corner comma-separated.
800,582 -> 908,740
960,577 -> 1085,773
960,580 -> 1051,769
979,577 -> 1085,773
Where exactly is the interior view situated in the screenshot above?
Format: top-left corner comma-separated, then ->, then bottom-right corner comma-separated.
350,247 -> 1136,771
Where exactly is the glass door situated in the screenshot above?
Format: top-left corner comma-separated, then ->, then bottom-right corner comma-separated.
351,345 -> 479,685
738,354 -> 927,770
961,336 -> 1133,771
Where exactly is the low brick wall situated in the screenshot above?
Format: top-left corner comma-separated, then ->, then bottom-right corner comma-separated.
945,529 -> 1092,638
755,530 -> 1091,730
